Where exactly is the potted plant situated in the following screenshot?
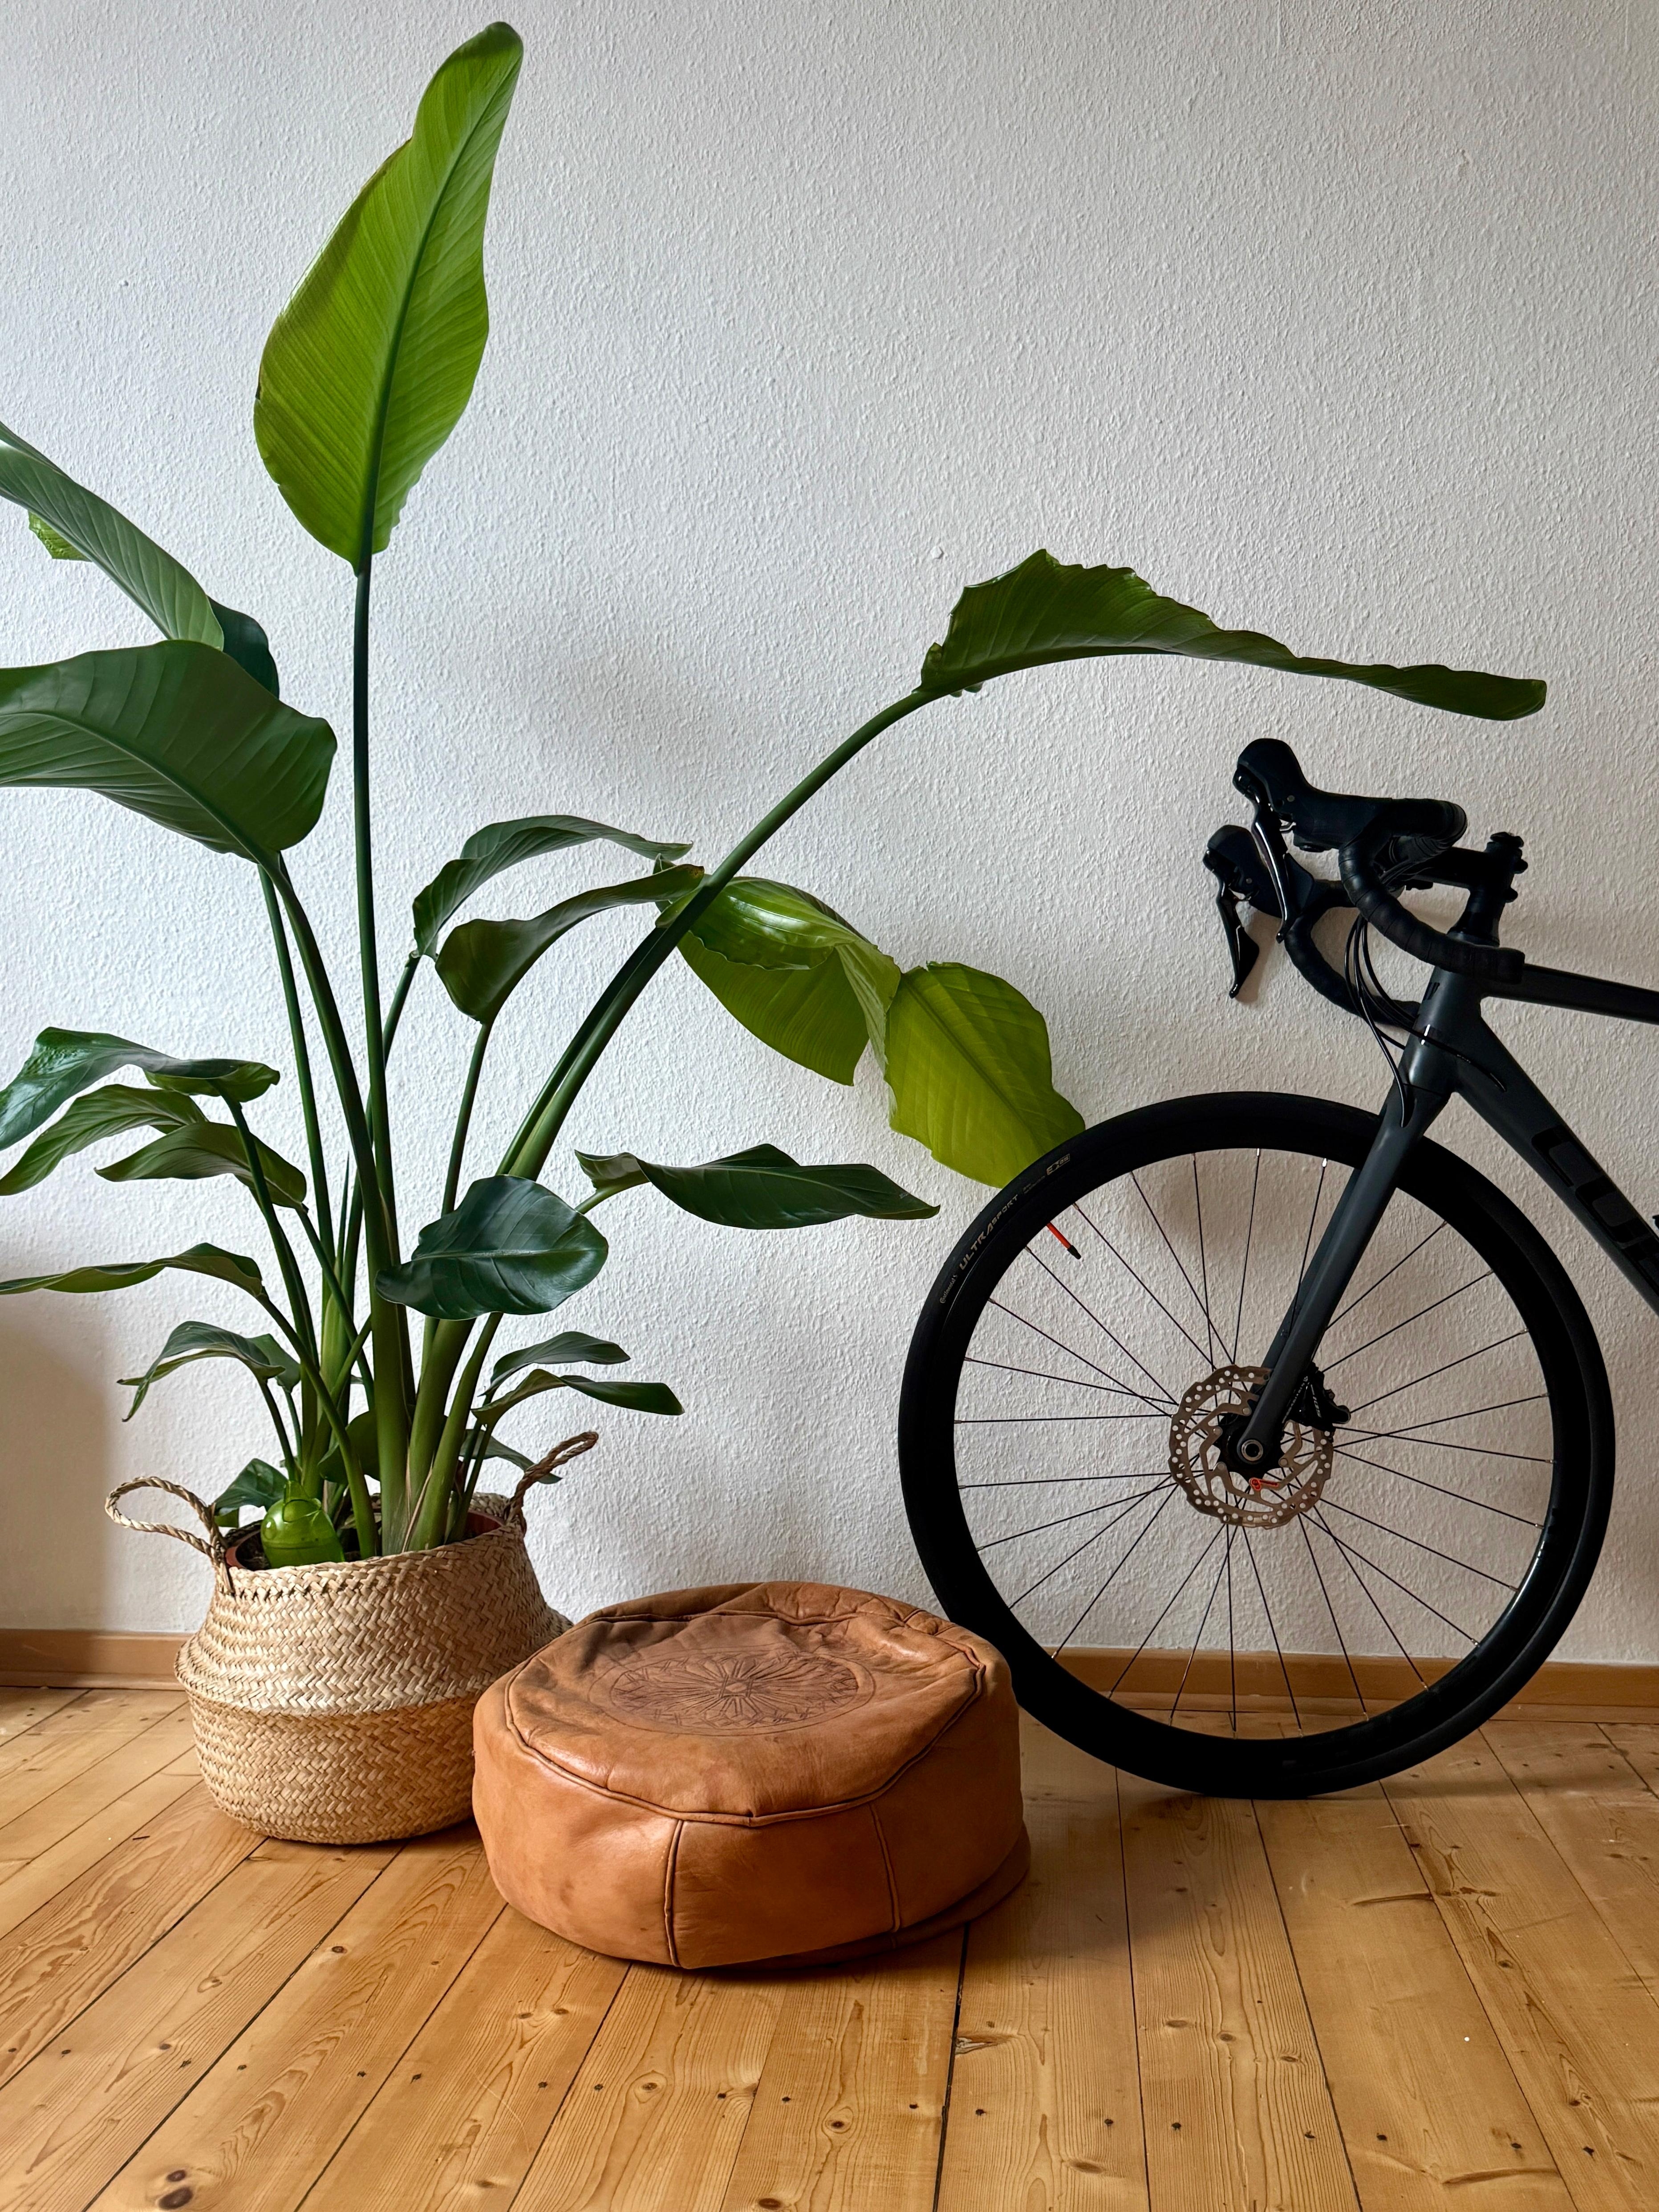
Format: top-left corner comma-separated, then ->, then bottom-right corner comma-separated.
0,24 -> 1539,1842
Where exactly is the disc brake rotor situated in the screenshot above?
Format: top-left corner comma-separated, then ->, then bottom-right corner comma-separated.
1168,1362 -> 1334,1529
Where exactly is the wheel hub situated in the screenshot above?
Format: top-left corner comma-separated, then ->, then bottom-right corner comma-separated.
1168,1362 -> 1335,1529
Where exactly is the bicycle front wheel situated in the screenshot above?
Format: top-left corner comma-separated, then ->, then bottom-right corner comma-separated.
899,1093 -> 1613,1796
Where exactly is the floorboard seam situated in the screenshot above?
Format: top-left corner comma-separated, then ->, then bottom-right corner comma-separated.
287,1870 -> 511,2212
1249,1794 -> 1364,2210
1113,1766 -> 1153,2212
927,1925 -> 969,2212
496,1954 -> 639,2210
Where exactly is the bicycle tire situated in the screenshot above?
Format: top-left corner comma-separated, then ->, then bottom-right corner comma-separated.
899,1093 -> 1614,1796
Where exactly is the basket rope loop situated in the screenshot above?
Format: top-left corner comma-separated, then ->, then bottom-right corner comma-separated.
105,1477 -> 232,1589
507,1431 -> 597,1527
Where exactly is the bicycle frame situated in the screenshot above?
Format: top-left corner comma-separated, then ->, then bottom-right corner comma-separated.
1236,896 -> 1659,1462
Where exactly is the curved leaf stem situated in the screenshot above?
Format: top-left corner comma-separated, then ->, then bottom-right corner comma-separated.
411,686 -> 940,1454
260,874 -> 335,1262
442,1019 -> 494,1218
501,686 -> 933,1180
242,1279 -> 374,1551
256,1374 -> 300,1484
292,1207 -> 374,1399
383,951 -> 420,1056
227,1100 -> 319,1366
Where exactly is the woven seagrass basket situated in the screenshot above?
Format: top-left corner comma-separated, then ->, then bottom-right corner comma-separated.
105,1441 -> 590,1845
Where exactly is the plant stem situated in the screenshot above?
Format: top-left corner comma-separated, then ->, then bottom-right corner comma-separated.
409,1313 -> 501,1549
227,1100 -> 319,1369
293,1209 -> 373,1398
260,875 -> 336,1262
383,951 -> 420,1055
442,1020 -> 494,1218
257,1375 -> 300,1483
503,687 -> 934,1179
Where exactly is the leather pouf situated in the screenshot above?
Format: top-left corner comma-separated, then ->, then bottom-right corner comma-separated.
472,1581 -> 1030,1969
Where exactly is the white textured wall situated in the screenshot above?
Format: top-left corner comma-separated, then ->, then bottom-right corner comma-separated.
2,0 -> 1658,1657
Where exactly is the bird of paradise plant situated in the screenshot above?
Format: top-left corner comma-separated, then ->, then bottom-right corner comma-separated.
0,24 -> 1541,1565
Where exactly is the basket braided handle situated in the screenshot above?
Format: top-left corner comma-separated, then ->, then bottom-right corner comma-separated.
507,1432 -> 597,1527
105,1477 -> 228,1582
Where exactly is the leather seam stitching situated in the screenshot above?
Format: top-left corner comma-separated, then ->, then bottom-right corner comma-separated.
502,1669 -> 996,1824
870,1804 -> 902,1933
662,1818 -> 684,1968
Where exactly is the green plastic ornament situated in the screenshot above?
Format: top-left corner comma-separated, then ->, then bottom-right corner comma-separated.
260,1494 -> 345,1568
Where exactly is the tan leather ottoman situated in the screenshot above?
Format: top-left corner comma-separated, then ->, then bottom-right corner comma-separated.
472,1581 -> 1029,1968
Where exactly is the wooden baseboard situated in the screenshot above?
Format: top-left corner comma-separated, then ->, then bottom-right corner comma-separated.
1059,1648 -> 1659,1722
0,1629 -> 187,1689
6,1626 -> 1659,1718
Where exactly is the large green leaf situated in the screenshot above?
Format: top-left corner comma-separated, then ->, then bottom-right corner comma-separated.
0,1030 -> 277,1151
576,1142 -> 936,1228
491,1330 -> 629,1385
0,418 -> 223,646
671,877 -> 900,1084
207,604 -> 281,696
120,1320 -> 300,1419
0,1084 -> 204,1196
0,644 -> 334,858
377,1176 -> 609,1319
412,815 -> 693,955
436,866 -> 704,1024
920,551 -> 1546,719
0,1243 -> 265,1299
484,1368 -> 681,1420
98,1122 -> 306,1208
882,962 -> 1084,1188
254,24 -> 523,566
213,1457 -> 287,1529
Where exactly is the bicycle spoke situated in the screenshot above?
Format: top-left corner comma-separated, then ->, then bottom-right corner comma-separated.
1344,1395 -> 1547,1442
1230,1148 -> 1261,1361
956,1411 -> 1166,1425
1012,1481 -> 1177,1611
986,1299 -> 1169,1410
964,1355 -> 1153,1396
1346,1330 -> 1526,1415
1071,1201 -> 1214,1366
1107,1525 -> 1226,1697
1318,1496 -> 1517,1589
963,1470 -> 1177,1488
1306,1521 -> 1479,1643
1191,1155 -> 1222,1364
1334,1444 -> 1541,1526
1170,1532 -> 1233,1721
1326,1219 -> 1446,1334
1242,1526 -> 1300,1725
1052,1485 -> 1184,1652
1226,1533 -> 1237,1730
1324,1271 -> 1495,1369
1298,1515 -> 1367,1710
978,1480 -> 1171,1551
1024,1246 -> 1177,1404
1131,1169 -> 1221,1343
1309,1507 -> 1430,1690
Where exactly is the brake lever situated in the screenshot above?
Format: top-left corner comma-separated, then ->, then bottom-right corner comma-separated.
1204,823 -> 1285,999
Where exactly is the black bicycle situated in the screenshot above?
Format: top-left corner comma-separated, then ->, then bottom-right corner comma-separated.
897,738 -> 1650,1797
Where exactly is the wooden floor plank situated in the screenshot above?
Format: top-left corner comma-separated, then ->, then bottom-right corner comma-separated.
0,1837 -> 392,2212
1485,1719 -> 1659,1996
1257,1783 -> 1573,2209
26,1689 -> 183,1735
89,1825 -> 503,2212
0,1690 -> 81,1741
0,1707 -> 196,1866
0,1767 -> 201,1943
1384,1731 -> 1659,2209
1118,1770 -> 1360,2212
936,1721 -> 1146,2212
0,1700 -> 182,1831
717,1933 -> 961,2212
0,1784 -> 260,2090
302,1908 -> 627,2211
511,1962 -> 779,2212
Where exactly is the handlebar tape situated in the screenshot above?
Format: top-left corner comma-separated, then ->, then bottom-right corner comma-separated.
1340,808 -> 1523,985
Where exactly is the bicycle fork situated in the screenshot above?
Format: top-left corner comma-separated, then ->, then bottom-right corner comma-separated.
1233,1004 -> 1461,1468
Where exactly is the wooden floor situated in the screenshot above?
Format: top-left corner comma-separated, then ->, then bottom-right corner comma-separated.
7,1691 -> 1659,2209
